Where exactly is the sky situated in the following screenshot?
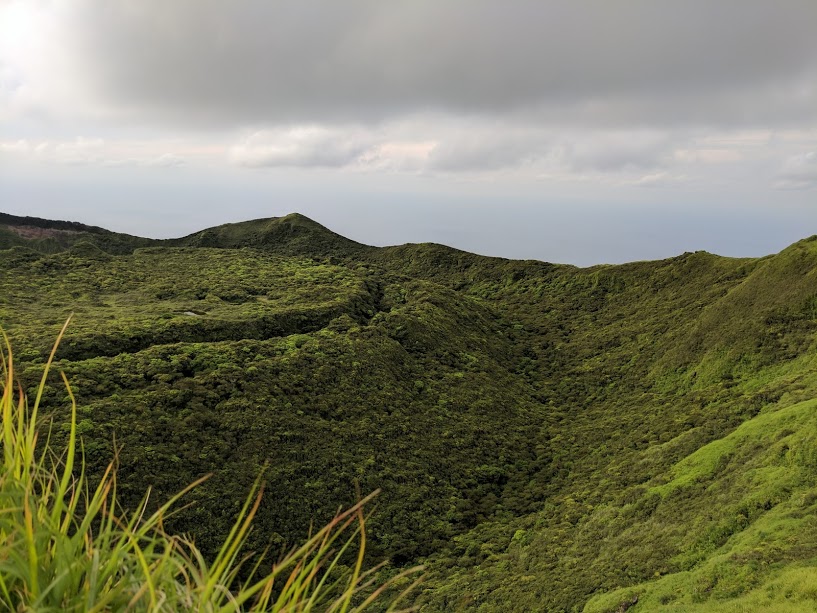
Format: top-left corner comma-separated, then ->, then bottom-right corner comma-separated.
1,0 -> 816,266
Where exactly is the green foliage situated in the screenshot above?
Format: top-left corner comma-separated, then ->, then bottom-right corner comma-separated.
5,213 -> 817,610
0,324 -> 421,610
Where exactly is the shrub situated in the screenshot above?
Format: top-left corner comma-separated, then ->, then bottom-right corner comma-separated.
0,318 -> 421,611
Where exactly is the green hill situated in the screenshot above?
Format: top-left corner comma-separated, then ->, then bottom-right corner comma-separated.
172,213 -> 372,257
2,212 -> 817,611
0,212 -> 159,254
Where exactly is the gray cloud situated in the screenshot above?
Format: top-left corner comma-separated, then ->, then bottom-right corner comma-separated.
16,0 -> 816,128
426,125 -> 552,172
565,131 -> 675,172
224,122 -> 681,176
2,0 -> 816,188
423,127 -> 676,174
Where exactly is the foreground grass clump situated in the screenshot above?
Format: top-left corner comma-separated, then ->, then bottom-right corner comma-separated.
0,321 -> 420,611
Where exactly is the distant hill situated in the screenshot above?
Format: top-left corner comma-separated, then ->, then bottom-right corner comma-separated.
172,213 -> 372,257
3,211 -> 817,611
0,212 -> 159,254
0,211 -> 368,257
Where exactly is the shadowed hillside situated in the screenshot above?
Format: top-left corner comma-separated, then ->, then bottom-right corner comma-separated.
3,211 -> 817,611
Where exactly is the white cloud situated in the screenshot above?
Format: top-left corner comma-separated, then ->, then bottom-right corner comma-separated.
146,153 -> 186,167
52,137 -> 105,164
627,172 -> 688,188
775,151 -> 817,189
356,141 -> 435,172
0,1 -> 94,121
220,120 -> 817,192
101,153 -> 186,168
0,139 -> 30,153
229,126 -> 377,168
1,1 -> 816,268
0,137 -> 188,168
0,136 -> 106,164
226,122 -> 676,177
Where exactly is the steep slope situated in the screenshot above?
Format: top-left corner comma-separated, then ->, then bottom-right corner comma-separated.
583,396 -> 817,612
414,242 -> 817,611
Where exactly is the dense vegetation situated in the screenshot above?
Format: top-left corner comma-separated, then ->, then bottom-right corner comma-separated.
3,211 -> 817,611
0,323 -> 419,611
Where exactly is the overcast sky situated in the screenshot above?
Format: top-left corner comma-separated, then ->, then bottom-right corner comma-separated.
1,0 -> 816,266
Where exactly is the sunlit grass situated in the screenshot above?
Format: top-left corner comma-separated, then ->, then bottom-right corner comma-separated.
0,318 -> 422,611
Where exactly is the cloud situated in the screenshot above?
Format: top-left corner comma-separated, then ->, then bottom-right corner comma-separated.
775,152 -> 817,189
226,122 -> 681,176
2,0 -> 816,270
0,137 -> 107,164
146,153 -> 186,167
52,137 -> 105,164
0,139 -> 30,154
225,121 -> 816,187
565,131 -> 674,172
426,126 -> 552,172
626,172 -> 688,188
2,1 -> 814,189
229,126 -> 376,168
0,137 -> 187,168
423,126 -> 680,176
2,0 -> 815,128
101,153 -> 187,168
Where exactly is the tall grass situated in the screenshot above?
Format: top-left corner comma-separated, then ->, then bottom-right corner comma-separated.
0,319 -> 422,611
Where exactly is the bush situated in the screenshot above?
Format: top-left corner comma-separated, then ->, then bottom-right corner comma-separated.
0,319 -> 421,611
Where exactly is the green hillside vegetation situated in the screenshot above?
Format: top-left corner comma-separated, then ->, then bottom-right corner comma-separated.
0,212 -> 158,254
0,323 -> 420,610
170,214 -> 372,257
3,210 -> 817,611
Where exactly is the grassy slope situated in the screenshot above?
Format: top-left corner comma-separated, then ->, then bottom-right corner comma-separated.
410,242 -> 817,611
584,396 -> 817,612
3,212 -> 817,610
